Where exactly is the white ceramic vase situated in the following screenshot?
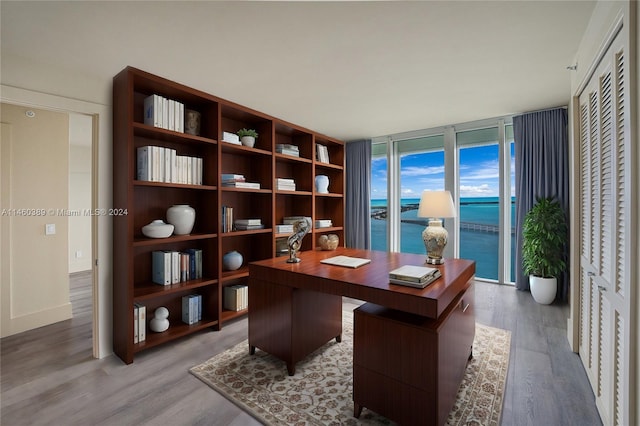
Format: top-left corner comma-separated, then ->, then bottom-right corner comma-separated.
530,275 -> 557,304
141,220 -> 174,238
223,250 -> 243,271
315,175 -> 329,193
240,136 -> 255,148
149,306 -> 170,332
166,204 -> 195,235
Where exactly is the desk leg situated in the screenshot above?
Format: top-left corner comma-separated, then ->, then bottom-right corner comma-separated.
248,278 -> 342,375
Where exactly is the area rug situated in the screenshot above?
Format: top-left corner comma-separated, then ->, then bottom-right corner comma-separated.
190,315 -> 511,426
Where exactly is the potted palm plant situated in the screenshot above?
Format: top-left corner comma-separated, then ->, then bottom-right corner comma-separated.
237,128 -> 258,148
522,196 -> 568,304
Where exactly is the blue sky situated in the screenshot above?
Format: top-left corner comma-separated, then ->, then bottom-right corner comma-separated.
371,144 -> 515,200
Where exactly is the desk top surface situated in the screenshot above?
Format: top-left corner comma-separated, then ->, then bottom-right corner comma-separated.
249,248 -> 475,319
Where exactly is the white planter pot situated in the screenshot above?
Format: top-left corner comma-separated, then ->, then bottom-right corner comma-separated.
240,136 -> 255,148
529,275 -> 557,304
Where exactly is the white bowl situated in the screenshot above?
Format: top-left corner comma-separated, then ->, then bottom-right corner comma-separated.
142,220 -> 174,238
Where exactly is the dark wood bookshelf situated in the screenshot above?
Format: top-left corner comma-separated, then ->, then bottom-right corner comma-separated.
113,66 -> 345,363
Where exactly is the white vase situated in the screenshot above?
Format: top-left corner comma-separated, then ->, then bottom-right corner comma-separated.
315,175 -> 329,193
166,204 -> 195,235
240,136 -> 255,148
529,275 -> 557,304
149,306 -> 170,332
141,220 -> 174,238
223,250 -> 243,271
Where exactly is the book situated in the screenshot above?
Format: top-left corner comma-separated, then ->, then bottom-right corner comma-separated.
222,132 -> 240,144
320,255 -> 371,268
222,181 -> 261,189
388,264 -> 440,283
133,305 -> 139,344
276,144 -> 299,151
275,224 -> 294,233
234,224 -> 265,230
234,218 -> 262,226
152,250 -> 171,285
389,271 -> 441,288
182,295 -> 198,325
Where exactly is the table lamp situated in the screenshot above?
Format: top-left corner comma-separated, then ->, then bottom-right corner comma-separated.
417,190 -> 456,264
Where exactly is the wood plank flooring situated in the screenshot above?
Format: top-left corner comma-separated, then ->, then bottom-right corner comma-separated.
1,275 -> 602,425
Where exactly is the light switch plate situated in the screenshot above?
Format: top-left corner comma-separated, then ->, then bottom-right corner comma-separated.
45,224 -> 56,235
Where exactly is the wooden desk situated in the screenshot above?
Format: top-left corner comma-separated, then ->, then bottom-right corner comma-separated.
248,248 -> 474,372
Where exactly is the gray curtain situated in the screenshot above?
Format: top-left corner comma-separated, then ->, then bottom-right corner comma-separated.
345,139 -> 371,249
514,108 -> 569,301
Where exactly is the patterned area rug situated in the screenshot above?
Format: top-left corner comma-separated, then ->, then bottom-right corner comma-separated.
190,315 -> 511,425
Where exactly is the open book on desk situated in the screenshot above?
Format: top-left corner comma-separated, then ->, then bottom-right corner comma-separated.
320,255 -> 372,269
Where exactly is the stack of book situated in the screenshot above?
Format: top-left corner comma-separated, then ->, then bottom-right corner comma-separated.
315,219 -> 333,228
276,144 -> 300,157
144,94 -> 185,133
388,264 -> 442,288
276,177 -> 296,191
275,223 -> 294,234
221,206 -> 233,233
137,145 -> 203,185
152,249 -> 203,285
182,294 -> 202,325
221,131 -> 241,145
283,216 -> 313,229
221,173 -> 260,189
223,285 -> 248,311
234,218 -> 264,231
316,144 -> 330,163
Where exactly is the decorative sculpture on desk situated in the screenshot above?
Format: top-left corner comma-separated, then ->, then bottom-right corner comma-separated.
286,217 -> 311,263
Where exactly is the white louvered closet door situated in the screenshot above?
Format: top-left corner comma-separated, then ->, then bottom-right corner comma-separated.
577,28 -> 632,426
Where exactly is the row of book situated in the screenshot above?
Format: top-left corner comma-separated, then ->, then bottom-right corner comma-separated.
152,249 -> 203,285
234,218 -> 264,231
388,264 -> 442,288
316,144 -> 330,164
221,173 -> 260,189
133,303 -> 146,343
182,294 -> 202,325
144,94 -> 186,133
137,145 -> 203,185
276,177 -> 296,191
223,285 -> 248,311
276,143 -> 300,157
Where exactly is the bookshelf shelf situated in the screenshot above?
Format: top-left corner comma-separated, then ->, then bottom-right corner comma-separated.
113,66 -> 344,364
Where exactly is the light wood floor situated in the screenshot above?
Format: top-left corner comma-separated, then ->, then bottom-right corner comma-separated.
1,273 -> 602,426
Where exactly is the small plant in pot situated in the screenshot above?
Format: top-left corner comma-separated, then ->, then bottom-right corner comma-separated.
522,196 -> 568,304
237,128 -> 258,148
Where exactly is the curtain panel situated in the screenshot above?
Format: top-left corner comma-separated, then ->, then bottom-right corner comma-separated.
345,139 -> 371,249
513,108 -> 569,301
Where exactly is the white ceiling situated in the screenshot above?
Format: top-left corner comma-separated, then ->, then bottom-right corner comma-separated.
1,1 -> 596,141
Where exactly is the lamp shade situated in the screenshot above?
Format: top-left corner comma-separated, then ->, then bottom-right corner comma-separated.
417,190 -> 456,218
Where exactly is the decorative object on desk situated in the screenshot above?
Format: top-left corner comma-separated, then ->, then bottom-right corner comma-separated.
190,317 -> 511,426
315,174 -> 329,193
184,109 -> 201,136
237,128 -> 258,148
149,306 -> 170,332
141,220 -> 174,238
318,234 -> 339,250
522,196 -> 567,304
286,217 -> 311,263
166,204 -> 195,235
417,190 -> 456,265
222,250 -> 243,271
389,264 -> 441,288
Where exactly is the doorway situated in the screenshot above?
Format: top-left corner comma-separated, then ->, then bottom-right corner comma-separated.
0,85 -> 109,358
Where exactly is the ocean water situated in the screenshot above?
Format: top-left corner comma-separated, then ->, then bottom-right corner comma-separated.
371,197 -> 515,281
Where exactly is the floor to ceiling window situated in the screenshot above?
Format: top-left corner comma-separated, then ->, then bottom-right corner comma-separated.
370,119 -> 515,284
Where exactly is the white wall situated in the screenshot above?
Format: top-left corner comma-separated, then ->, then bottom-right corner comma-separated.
0,103 -> 72,337
69,143 -> 92,273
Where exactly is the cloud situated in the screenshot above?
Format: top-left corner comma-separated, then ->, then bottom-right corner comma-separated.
401,165 -> 445,177
459,184 -> 495,197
